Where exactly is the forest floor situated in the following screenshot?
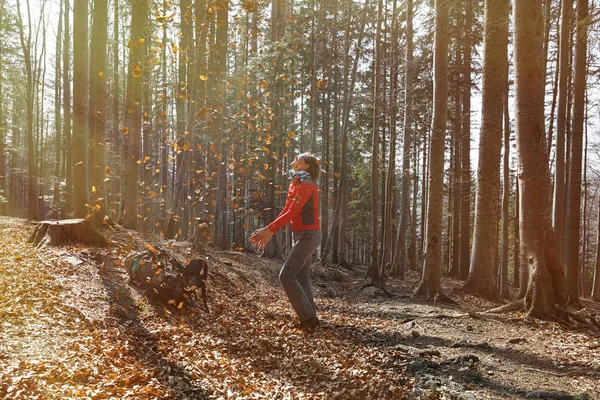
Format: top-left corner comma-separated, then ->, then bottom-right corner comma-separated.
0,216 -> 599,399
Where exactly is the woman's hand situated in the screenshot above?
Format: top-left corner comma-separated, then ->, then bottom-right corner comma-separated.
249,227 -> 274,249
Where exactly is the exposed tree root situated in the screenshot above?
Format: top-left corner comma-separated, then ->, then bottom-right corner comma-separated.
555,304 -> 600,330
485,298 -> 525,314
360,281 -> 394,297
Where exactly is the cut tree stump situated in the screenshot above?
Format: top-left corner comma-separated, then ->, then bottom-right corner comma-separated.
27,219 -> 108,248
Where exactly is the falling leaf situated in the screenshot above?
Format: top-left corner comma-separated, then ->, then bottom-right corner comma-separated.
171,43 -> 178,54
135,38 -> 145,48
98,71 -> 104,77
132,65 -> 142,78
92,186 -> 97,193
199,75 -> 208,81
105,166 -> 110,175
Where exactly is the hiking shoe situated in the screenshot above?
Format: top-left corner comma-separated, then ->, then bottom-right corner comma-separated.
300,316 -> 320,330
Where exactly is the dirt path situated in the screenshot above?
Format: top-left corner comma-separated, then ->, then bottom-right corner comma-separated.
0,216 -> 598,399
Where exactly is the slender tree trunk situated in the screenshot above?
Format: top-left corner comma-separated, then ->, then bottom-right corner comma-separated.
206,0 -> 228,247
370,0 -> 384,290
552,0 -> 572,264
53,3 -> 63,218
501,89 -> 511,299
415,0 -> 450,300
72,0 -> 89,218
393,0 -> 413,277
110,0 -> 119,218
63,0 -> 72,216
122,0 -> 148,229
459,0 -> 472,281
322,0 -> 368,265
15,0 -> 39,220
89,0 -> 108,226
463,0 -> 507,300
592,194 -> 600,301
564,0 -> 588,308
384,0 -> 399,274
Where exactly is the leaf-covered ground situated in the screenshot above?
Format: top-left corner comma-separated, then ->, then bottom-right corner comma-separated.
0,216 -> 598,399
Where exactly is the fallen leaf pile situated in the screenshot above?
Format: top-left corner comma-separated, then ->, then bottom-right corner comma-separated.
2,216 -> 599,399
0,217 -> 413,399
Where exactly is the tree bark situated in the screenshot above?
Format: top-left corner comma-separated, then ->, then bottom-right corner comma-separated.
552,0 -> 573,264
592,194 -> 600,301
564,0 -> 588,308
369,0 -> 385,290
415,0 -> 450,300
459,0 -> 472,281
393,0 -> 413,277
89,0 -> 108,226
463,0 -> 507,300
15,0 -> 39,220
513,0 -> 567,320
122,0 -> 148,229
72,0 -> 89,218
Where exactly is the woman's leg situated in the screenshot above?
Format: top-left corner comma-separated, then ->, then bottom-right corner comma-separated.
296,231 -> 322,312
279,230 -> 321,321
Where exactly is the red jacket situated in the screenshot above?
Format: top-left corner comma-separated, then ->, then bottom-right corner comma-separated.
268,173 -> 320,233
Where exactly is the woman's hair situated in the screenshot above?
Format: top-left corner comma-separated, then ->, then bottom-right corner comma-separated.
299,152 -> 320,181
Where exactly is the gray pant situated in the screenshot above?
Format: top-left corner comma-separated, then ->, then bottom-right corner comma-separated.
279,229 -> 322,322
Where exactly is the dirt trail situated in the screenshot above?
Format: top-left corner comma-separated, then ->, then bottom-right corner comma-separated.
0,216 -> 598,399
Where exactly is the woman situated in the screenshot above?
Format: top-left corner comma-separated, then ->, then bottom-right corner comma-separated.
250,153 -> 322,330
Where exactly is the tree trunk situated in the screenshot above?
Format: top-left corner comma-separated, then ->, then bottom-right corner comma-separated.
501,76 -> 511,299
415,0 -> 450,300
72,0 -> 89,218
393,0 -> 413,278
15,0 -> 39,220
463,0 -> 507,300
89,0 -> 108,226
513,0 -> 567,320
592,194 -> 600,301
370,0 -> 385,290
206,0 -> 228,247
53,3 -> 63,219
459,0 -> 472,281
122,0 -> 148,229
564,0 -> 587,308
552,0 -> 572,264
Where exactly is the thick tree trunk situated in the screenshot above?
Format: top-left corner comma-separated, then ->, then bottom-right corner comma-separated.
513,0 -> 567,320
564,0 -> 588,308
415,0 -> 450,300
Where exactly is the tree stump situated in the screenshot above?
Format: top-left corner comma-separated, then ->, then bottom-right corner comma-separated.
27,219 -> 108,248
